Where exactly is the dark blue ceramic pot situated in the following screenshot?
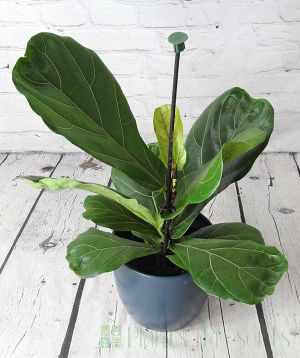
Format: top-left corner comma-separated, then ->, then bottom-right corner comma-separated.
114,214 -> 211,332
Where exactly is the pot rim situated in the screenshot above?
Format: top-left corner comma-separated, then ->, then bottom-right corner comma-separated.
115,212 -> 212,280
120,262 -> 191,280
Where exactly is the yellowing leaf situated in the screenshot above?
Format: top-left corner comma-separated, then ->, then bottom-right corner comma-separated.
19,176 -> 164,236
153,104 -> 186,171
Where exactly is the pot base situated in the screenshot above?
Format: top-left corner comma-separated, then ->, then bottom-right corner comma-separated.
114,265 -> 208,332
114,213 -> 211,331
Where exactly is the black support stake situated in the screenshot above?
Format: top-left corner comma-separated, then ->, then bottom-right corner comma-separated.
165,52 -> 180,211
162,32 -> 188,256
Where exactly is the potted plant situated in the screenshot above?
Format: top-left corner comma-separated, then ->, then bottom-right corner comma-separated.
12,32 -> 287,332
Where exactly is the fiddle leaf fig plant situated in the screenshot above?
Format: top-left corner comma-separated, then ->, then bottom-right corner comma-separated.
13,32 -> 287,305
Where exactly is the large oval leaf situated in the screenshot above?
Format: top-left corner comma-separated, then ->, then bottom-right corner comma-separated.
67,228 -> 159,278
12,32 -> 166,191
165,151 -> 223,217
172,87 -> 274,237
153,104 -> 186,171
83,195 -> 162,240
20,176 -> 163,235
169,238 -> 287,304
188,222 -> 264,244
185,87 -> 273,171
111,142 -> 166,212
111,167 -> 165,213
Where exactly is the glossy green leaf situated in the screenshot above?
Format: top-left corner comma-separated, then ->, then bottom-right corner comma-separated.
172,87 -> 274,237
83,195 -> 162,240
111,167 -> 165,213
170,222 -> 265,265
166,152 -> 223,217
12,32 -> 166,191
67,228 -> 159,278
169,238 -> 287,304
188,222 -> 264,244
131,231 -> 161,247
185,87 -> 272,171
153,104 -> 186,170
20,176 -> 163,235
111,142 -> 166,213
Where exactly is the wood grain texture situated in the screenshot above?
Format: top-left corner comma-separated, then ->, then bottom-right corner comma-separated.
0,153 -> 110,357
0,153 -> 299,358
237,153 -> 300,358
69,182 -> 268,358
0,153 -> 61,265
167,184 -> 267,358
69,274 -> 167,357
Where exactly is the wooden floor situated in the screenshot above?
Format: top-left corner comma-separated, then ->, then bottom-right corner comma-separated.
0,152 -> 299,358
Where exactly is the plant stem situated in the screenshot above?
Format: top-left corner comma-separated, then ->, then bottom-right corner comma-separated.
162,52 -> 180,256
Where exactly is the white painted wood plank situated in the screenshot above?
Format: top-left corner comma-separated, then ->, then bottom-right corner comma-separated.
238,153 -> 300,358
168,184 -> 267,358
70,182 -> 163,356
0,153 -> 61,264
204,186 -> 268,358
2,152 -> 297,357
0,153 -> 111,357
70,272 -> 167,358
70,184 -> 266,357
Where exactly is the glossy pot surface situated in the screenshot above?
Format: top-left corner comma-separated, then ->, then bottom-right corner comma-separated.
114,213 -> 211,331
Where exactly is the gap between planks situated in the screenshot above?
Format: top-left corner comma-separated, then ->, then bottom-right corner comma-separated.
236,153 -> 300,358
0,153 -> 111,357
59,176 -> 113,358
2,154 -> 299,358
0,154 -> 63,275
68,161 -> 268,357
235,182 -> 273,358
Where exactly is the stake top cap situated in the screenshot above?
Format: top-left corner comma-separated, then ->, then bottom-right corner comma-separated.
168,32 -> 188,53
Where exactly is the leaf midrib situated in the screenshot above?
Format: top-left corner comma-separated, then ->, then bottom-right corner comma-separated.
176,243 -> 278,289
19,43 -> 163,187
